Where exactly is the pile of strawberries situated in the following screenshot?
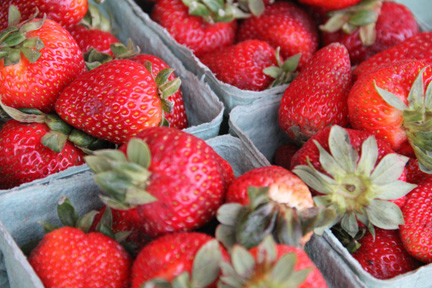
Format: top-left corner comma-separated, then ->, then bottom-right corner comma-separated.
2,0 -> 432,287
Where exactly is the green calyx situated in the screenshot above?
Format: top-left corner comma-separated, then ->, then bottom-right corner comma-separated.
181,0 -> 258,23
263,49 -> 300,89
85,40 -> 140,70
319,0 -> 382,46
0,5 -> 46,66
78,3 -> 112,32
375,67 -> 432,174
215,187 -> 336,249
292,125 -> 416,238
219,236 -> 311,288
85,138 -> 157,210
142,240 -> 222,288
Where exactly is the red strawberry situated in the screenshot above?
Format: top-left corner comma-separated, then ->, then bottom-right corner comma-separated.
0,10 -> 86,113
131,54 -> 188,129
297,0 -> 362,11
400,177 -> 432,263
200,40 -> 279,91
0,120 -> 85,189
150,0 -> 237,57
220,236 -> 327,288
348,60 -> 432,171
273,142 -> 300,169
353,32 -> 432,80
320,1 -> 418,66
131,232 -> 227,288
55,59 -> 181,145
291,125 -> 415,237
351,228 -> 422,279
278,43 -> 352,143
0,0 -> 88,31
28,198 -> 132,288
236,1 -> 318,70
85,126 -> 227,237
406,158 -> 431,184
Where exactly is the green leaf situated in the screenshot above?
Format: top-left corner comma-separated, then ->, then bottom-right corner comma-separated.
407,67 -> 426,108
192,240 -> 222,288
57,197 -> 79,227
85,155 -> 113,173
370,154 -> 408,184
124,186 -> 158,205
8,5 -> 21,27
231,245 -> 255,278
93,149 -> 128,163
315,140 -> 347,180
247,0 -> 265,16
142,278 -> 172,288
248,186 -> 270,210
271,253 -> 295,284
160,78 -> 182,100
275,208 -> 302,247
292,165 -> 334,195
374,81 -> 408,111
349,9 -> 378,26
77,210 -> 99,233
341,213 -> 359,238
20,47 -> 41,63
263,66 -> 281,78
172,272 -> 190,288
282,53 -> 301,72
202,0 -> 224,13
319,13 -> 347,33
356,136 -> 378,176
39,221 -> 59,234
328,125 -> 357,174
424,81 -> 432,108
377,181 -> 416,200
187,2 -> 210,17
216,203 -> 243,226
215,225 -> 236,250
94,171 -> 132,200
219,261 -> 244,287
256,236 -> 276,263
41,131 -> 68,153
366,200 -> 404,229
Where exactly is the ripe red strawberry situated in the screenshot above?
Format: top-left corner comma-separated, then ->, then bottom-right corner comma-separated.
400,177 -> 432,263
352,228 -> 422,279
200,40 -> 279,91
320,1 -> 418,66
348,60 -> 432,171
353,32 -> 432,80
297,0 -> 362,11
0,0 -> 88,31
273,142 -> 300,170
68,4 -> 120,56
236,1 -> 318,70
0,11 -> 86,113
278,43 -> 352,143
291,125 -> 415,237
55,59 -> 181,145
28,198 -> 132,288
150,0 -> 237,57
131,54 -> 188,129
131,232 -> 227,288
406,158 -> 431,184
220,236 -> 327,288
0,120 -> 85,189
85,126 -> 227,237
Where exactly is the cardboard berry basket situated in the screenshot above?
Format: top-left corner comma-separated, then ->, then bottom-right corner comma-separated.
110,0 -> 289,116
0,134 -> 361,288
228,93 -> 432,288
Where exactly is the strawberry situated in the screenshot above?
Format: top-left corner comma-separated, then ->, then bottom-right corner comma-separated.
347,60 -> 432,172
85,126 -> 227,237
132,232 -> 227,288
353,32 -> 432,80
236,1 -> 318,70
352,228 -> 422,279
0,0 -> 88,31
150,0 -> 237,57
200,40 -> 278,91
400,177 -> 432,263
68,4 -> 120,56
131,54 -> 188,129
278,43 -> 352,143
55,59 -> 181,145
219,236 -> 327,288
0,7 -> 86,113
28,198 -> 131,288
291,125 -> 415,237
406,158 -> 431,184
320,1 -> 418,66
297,0 -> 362,11
273,142 -> 300,170
0,120 -> 85,189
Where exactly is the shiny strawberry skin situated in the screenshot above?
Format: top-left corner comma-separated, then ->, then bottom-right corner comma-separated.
354,32 -> 432,80
68,25 -> 120,55
400,177 -> 432,263
119,127 -> 225,237
55,59 -> 162,145
0,120 -> 85,189
28,226 -> 131,288
131,54 -> 188,129
0,19 -> 86,113
321,2 -> 418,66
0,0 -> 88,31
236,1 -> 318,69
297,0 -> 362,11
200,40 -> 278,91
406,158 -> 432,184
131,232 -> 227,288
278,43 -> 352,141
348,60 -> 432,155
352,228 -> 422,279
151,0 -> 237,57
249,245 -> 327,288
